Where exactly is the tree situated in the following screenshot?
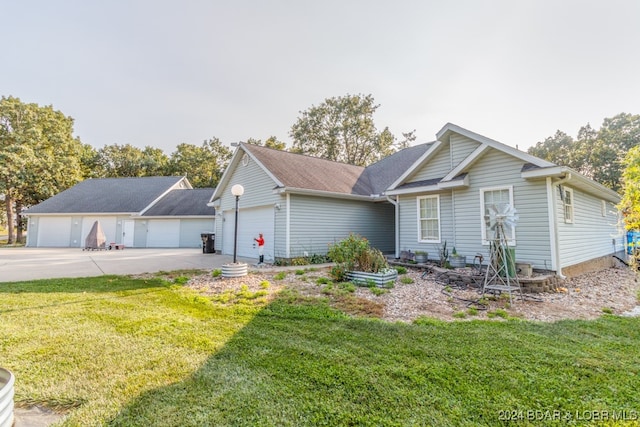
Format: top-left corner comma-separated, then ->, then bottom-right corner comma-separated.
619,145 -> 640,231
93,143 -> 169,178
0,96 -> 84,243
167,138 -> 232,188
529,113 -> 640,192
246,136 -> 287,151
289,94 -> 396,166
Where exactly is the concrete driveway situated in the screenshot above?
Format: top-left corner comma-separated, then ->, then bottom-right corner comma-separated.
0,247 -> 256,282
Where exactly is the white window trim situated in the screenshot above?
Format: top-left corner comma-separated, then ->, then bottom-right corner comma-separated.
417,195 -> 441,243
563,187 -> 574,224
480,185 -> 516,246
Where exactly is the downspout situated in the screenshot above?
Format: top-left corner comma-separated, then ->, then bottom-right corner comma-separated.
386,195 -> 399,258
547,173 -> 572,278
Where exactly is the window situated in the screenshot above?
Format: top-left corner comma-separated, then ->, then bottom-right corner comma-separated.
480,186 -> 515,244
563,187 -> 574,223
417,195 -> 440,242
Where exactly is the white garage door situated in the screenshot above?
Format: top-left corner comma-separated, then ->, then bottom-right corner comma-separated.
147,220 -> 180,247
81,217 -> 117,247
222,206 -> 274,260
37,217 -> 72,247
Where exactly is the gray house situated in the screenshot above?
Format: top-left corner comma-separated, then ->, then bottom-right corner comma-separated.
25,176 -> 215,248
212,124 -> 623,276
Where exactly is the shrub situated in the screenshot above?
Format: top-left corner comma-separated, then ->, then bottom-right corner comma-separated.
327,234 -> 389,275
212,269 -> 222,278
274,272 -> 287,280
395,266 -> 407,275
400,277 -> 414,284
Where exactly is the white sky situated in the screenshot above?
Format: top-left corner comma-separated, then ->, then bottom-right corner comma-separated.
2,0 -> 639,154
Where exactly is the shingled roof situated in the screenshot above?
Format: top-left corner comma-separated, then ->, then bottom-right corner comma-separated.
143,188 -> 215,216
241,142 -> 433,197
25,176 -> 189,214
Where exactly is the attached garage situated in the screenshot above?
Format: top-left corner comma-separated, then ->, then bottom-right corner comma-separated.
222,206 -> 274,260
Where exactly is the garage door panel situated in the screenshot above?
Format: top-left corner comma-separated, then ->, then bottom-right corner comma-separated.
147,220 -> 180,247
37,217 -> 72,247
223,206 -> 274,260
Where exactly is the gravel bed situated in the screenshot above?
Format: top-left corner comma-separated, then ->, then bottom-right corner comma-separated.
185,265 -> 639,323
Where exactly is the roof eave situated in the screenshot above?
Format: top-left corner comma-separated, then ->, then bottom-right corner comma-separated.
275,187 -> 381,201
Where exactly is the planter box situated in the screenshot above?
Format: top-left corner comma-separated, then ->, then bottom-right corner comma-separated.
346,269 -> 398,287
415,254 -> 428,264
449,255 -> 466,268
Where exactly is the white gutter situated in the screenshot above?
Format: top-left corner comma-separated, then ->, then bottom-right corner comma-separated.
386,195 -> 400,258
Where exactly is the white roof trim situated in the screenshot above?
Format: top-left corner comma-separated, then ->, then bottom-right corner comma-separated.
275,186 -> 383,201
436,123 -> 555,168
522,166 -> 620,202
385,184 -> 441,196
438,174 -> 470,189
387,140 -> 444,190
442,144 -> 490,181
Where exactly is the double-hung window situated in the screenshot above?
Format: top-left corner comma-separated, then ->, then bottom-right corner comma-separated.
480,186 -> 515,245
417,195 -> 440,243
563,187 -> 574,223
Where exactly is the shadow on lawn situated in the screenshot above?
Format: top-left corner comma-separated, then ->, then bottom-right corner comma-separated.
105,298 -> 397,426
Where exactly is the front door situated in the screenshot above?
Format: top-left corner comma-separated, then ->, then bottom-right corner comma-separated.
122,220 -> 135,247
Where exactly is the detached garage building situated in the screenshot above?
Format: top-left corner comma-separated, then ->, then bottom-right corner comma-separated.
25,176 -> 215,248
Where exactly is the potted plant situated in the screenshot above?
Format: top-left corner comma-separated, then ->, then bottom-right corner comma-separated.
328,234 -> 397,286
415,251 -> 428,263
449,247 -> 466,268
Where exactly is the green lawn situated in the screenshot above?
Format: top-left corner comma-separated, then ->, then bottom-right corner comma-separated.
1,275 -> 639,426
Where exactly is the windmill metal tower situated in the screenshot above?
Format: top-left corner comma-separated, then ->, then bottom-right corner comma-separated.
481,204 -> 522,304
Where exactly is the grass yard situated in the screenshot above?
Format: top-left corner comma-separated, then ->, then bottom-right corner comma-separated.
1,275 -> 639,426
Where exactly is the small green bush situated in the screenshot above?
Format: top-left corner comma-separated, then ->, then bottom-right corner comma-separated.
327,234 -> 389,276
453,311 -> 467,319
316,277 -> 331,285
295,269 -> 305,276
274,272 -> 287,280
370,287 -> 388,296
394,266 -> 407,275
212,269 -> 222,278
400,277 -> 414,284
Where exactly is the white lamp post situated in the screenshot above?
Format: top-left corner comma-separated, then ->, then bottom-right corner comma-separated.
231,184 -> 244,264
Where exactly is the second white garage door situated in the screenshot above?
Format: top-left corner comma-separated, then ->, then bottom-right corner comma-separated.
146,220 -> 180,247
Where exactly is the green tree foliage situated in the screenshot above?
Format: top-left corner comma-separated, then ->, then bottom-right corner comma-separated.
93,143 -> 169,178
246,136 -> 287,150
166,138 -> 232,188
0,96 -> 84,243
290,94 -> 396,166
619,145 -> 640,230
528,113 -> 640,192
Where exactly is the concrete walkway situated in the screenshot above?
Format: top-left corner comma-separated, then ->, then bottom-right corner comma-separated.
0,247 -> 256,283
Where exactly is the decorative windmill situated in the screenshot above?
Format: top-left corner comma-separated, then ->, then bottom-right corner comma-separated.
481,204 -> 522,303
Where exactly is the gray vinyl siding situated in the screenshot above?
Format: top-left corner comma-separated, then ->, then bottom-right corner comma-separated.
287,195 -> 395,257
449,134 -> 481,168
273,194 -> 287,257
398,192 -> 453,261
556,186 -> 621,268
397,148 -> 553,269
453,149 -> 552,269
410,142 -> 452,182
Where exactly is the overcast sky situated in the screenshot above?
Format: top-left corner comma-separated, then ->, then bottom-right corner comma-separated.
2,0 -> 639,154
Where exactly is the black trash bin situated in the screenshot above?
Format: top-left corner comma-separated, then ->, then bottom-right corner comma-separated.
201,232 -> 215,254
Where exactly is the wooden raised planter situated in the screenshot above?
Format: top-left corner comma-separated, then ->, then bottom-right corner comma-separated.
346,269 -> 398,287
